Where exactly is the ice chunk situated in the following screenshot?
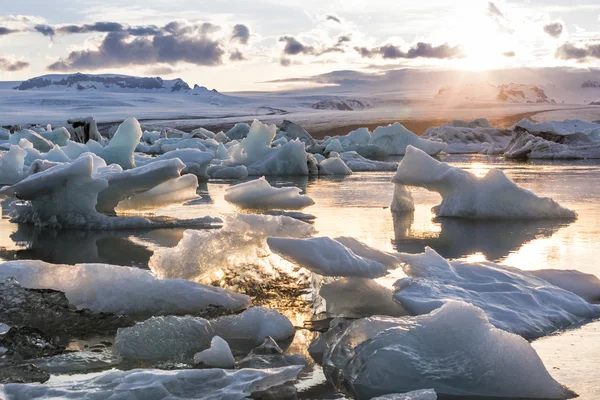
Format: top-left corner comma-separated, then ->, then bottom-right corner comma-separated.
340,151 -> 398,172
38,127 -> 70,147
228,120 -> 309,175
393,247 -> 600,338
94,117 -> 142,169
225,122 -> 251,141
136,149 -> 214,178
278,120 -> 316,146
372,390 -> 437,400
369,122 -> 446,155
9,130 -> 53,152
334,236 -> 402,269
150,213 -> 316,281
267,237 -> 389,278
193,336 -> 235,368
505,125 -> 600,159
0,260 -> 250,315
325,138 -> 345,154
211,306 -> 296,346
530,269 -> 600,303
319,156 -> 353,175
422,121 -> 511,154
327,302 -> 575,399
0,145 -> 27,185
116,315 -> 214,361
1,366 -> 303,400
392,146 -> 576,219
320,278 -> 407,318
513,119 -> 600,136
224,177 -> 314,210
115,174 -> 199,212
208,163 -> 249,179
238,337 -> 308,369
391,184 -> 415,212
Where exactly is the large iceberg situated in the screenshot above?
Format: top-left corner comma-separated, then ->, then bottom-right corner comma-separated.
393,247 -> 600,338
224,177 -> 314,210
150,213 -> 316,282
0,260 -> 250,316
0,366 -> 303,400
422,119 -> 512,154
267,237 -> 390,278
369,122 -> 446,155
392,146 -> 576,219
323,302 -> 575,399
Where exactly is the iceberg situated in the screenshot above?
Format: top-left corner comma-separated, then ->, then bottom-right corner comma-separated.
225,122 -> 251,141
319,156 -> 353,175
339,151 -> 398,172
9,130 -> 54,152
224,177 -> 314,210
393,247 -> 600,338
324,302 -> 575,399
392,146 -> 576,219
0,366 -> 303,400
530,269 -> 600,303
369,122 -> 446,155
150,213 -> 316,282
513,119 -> 600,136
278,120 -> 317,146
93,117 -> 142,169
115,174 -> 199,212
422,119 -> 512,154
0,260 -> 250,316
0,145 -> 28,185
266,237 -> 389,278
193,336 -> 235,368
135,149 -> 214,179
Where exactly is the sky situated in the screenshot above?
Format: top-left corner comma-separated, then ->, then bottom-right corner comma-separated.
0,0 -> 599,91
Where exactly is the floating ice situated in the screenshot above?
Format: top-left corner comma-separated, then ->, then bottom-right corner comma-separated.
393,247 -> 600,338
150,213 -> 316,281
320,278 -> 407,318
116,307 -> 293,361
135,149 -> 214,178
392,146 -> 576,219
9,130 -> 53,152
391,184 -> 415,213
228,120 -> 309,175
94,117 -> 142,169
225,122 -> 251,141
278,120 -> 316,146
115,174 -> 199,212
208,163 -> 249,179
238,336 -> 308,369
325,138 -> 345,154
372,390 -> 437,400
340,151 -> 398,172
369,122 -> 446,155
0,145 -> 28,185
319,156 -> 353,175
326,302 -> 575,399
267,237 -> 389,278
193,336 -> 235,368
224,177 -> 314,210
513,119 -> 600,137
530,269 -> 600,303
38,127 -> 70,147
0,366 -> 303,400
422,119 -> 512,154
0,260 -> 249,316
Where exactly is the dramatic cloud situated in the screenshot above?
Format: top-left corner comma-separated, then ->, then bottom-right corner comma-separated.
231,24 -> 250,44
336,35 -> 351,46
356,42 -> 464,59
47,24 -> 224,71
34,24 -> 55,37
556,42 -> 600,60
0,57 -> 29,71
543,22 -> 563,38
0,27 -> 19,36
487,2 -> 504,18
279,36 -> 315,55
502,51 -> 516,57
229,49 -> 245,61
326,15 -> 341,23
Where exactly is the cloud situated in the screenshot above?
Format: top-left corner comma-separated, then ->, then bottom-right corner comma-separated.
543,22 -> 563,38
556,42 -> 600,59
279,36 -> 315,55
47,25 -> 224,71
146,66 -> 177,75
0,27 -> 20,36
34,24 -> 55,37
487,1 -> 514,34
229,49 -> 245,61
0,57 -> 29,71
280,58 -> 291,67
326,15 -> 341,23
356,42 -> 464,59
502,51 -> 516,57
336,35 -> 351,46
231,24 -> 250,44
487,2 -> 504,18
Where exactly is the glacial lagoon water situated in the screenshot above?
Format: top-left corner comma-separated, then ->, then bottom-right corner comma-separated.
0,154 -> 599,399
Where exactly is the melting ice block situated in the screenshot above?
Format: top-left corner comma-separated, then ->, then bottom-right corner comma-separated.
267,237 -> 390,278
93,117 -> 142,169
340,151 -> 398,172
392,145 -> 576,219
324,302 -> 576,399
0,366 -> 303,400
393,247 -> 600,338
224,177 -> 314,210
530,269 -> 600,303
0,260 -> 249,316
193,336 -> 235,368
319,156 -> 353,175
422,120 -> 512,154
369,122 -> 447,155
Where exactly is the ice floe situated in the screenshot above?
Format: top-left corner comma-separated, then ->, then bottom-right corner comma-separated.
0,366 -> 303,400
318,155 -> 353,175
369,122 -> 446,156
322,302 -> 576,399
530,269 -> 600,303
0,260 -> 250,316
393,247 -> 600,338
392,146 -> 576,219
224,177 -> 314,210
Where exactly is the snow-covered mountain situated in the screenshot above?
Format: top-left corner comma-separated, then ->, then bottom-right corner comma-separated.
311,97 -> 371,111
582,80 -> 600,88
436,82 -> 555,104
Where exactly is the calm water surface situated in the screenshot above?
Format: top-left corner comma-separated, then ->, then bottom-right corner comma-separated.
0,154 -> 599,399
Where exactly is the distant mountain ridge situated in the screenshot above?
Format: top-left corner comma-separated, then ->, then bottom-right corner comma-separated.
311,97 -> 371,111
13,73 -> 210,94
436,82 -> 555,104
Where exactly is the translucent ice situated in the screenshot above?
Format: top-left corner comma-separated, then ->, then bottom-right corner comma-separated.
224,177 -> 314,210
